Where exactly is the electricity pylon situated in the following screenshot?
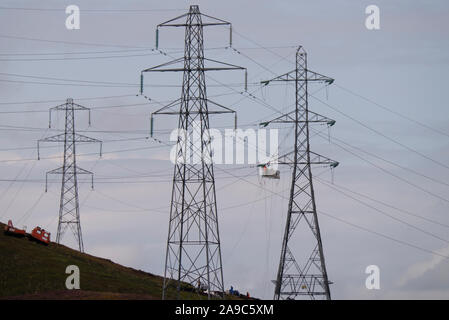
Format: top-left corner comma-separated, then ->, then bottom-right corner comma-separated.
140,5 -> 245,299
38,98 -> 102,253
261,46 -> 337,300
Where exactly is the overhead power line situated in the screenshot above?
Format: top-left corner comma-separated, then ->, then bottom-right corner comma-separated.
158,39 -> 449,218
0,72 -> 256,88
231,38 -> 449,175
310,94 -> 449,172
311,128 -> 449,204
334,84 -> 449,139
0,143 -> 171,164
213,166 -> 449,261
313,127 -> 449,189
316,177 -> 449,244
0,51 -> 162,62
0,33 -> 149,49
320,210 -> 449,260
0,48 -> 152,56
230,28 -> 449,174
315,177 -> 449,229
0,6 -> 184,13
0,94 -> 136,105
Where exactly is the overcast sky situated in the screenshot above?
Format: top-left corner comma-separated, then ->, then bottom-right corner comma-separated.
0,0 -> 449,299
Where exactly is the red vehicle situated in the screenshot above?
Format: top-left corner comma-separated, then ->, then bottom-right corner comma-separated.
4,220 -> 26,237
29,226 -> 51,245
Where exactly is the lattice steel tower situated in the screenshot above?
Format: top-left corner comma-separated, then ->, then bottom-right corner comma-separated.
38,98 -> 102,253
141,5 -> 245,299
261,46 -> 337,300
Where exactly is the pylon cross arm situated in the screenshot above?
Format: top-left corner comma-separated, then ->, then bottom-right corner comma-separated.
39,133 -> 66,143
260,110 -> 335,127
50,101 -> 90,112
261,68 -> 334,85
46,166 -> 93,175
39,133 -> 100,144
157,11 -> 230,29
142,57 -> 244,73
150,100 -> 237,138
74,133 -> 101,144
45,166 -> 94,192
266,151 -> 338,167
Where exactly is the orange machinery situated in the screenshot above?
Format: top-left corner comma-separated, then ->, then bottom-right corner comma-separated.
3,220 -> 26,237
29,226 -> 51,245
4,219 -> 51,245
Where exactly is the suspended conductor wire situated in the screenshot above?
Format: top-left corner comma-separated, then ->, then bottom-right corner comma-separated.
0,51 -> 165,62
315,176 -> 449,229
232,39 -> 449,208
224,30 -> 449,182
316,177 -> 449,244
0,127 -> 50,221
0,6 -> 184,13
0,47 -> 153,56
1,146 -> 41,221
16,191 -> 46,226
240,43 -> 449,181
0,94 -> 136,105
334,84 -> 449,139
310,94 -> 449,172
214,165 -> 449,261
319,128 -> 449,189
222,183 -> 261,266
0,143 -> 171,164
73,171 -> 259,216
319,210 -> 449,261
0,33 -> 152,49
311,128 -> 449,204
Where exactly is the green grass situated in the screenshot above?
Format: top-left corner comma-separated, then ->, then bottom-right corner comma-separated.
0,222 -> 209,299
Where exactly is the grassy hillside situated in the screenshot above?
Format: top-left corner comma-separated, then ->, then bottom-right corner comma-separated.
0,222 -> 212,299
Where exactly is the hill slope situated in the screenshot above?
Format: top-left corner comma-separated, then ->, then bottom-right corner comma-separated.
0,222 -> 203,299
